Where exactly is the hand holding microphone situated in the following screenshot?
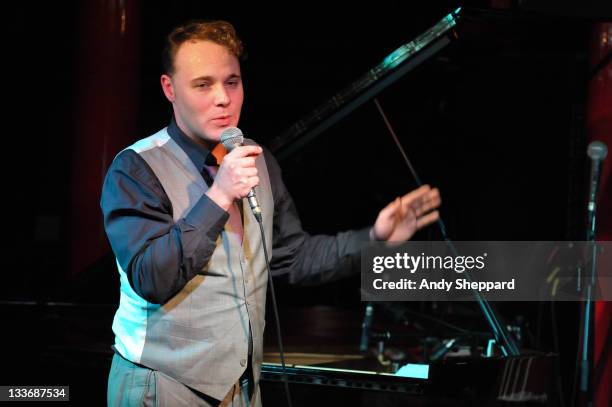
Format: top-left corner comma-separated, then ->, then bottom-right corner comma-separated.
205,127 -> 263,221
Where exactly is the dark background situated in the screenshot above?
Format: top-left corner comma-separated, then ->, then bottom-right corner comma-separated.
4,0 -> 599,299
2,0 -> 610,405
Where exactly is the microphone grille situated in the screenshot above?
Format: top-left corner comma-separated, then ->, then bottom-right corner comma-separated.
220,127 -> 244,151
587,141 -> 608,161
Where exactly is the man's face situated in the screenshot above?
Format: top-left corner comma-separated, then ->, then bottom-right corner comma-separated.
161,40 -> 244,145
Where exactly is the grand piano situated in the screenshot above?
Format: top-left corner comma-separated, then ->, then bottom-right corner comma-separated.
256,7 -> 565,406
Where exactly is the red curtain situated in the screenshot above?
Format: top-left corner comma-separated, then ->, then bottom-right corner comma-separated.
69,0 -> 141,275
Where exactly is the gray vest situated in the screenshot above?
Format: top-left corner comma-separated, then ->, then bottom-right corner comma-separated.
112,128 -> 273,400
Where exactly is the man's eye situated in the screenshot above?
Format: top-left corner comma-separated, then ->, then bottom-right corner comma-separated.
195,83 -> 210,89
226,80 -> 239,87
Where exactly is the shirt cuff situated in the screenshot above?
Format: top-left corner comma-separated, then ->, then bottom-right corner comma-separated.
354,226 -> 374,247
339,226 -> 374,254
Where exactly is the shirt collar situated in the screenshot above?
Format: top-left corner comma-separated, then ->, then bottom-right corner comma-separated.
167,116 -> 218,172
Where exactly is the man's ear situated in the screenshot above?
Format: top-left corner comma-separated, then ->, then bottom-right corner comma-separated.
160,74 -> 175,102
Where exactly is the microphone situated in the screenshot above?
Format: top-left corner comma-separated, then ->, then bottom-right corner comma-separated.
220,127 -> 263,222
587,141 -> 608,208
587,141 -> 608,229
586,141 -> 607,241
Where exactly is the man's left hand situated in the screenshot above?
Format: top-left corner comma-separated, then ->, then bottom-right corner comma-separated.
371,185 -> 441,242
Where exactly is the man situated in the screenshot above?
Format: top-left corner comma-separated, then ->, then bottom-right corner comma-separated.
102,20 -> 441,406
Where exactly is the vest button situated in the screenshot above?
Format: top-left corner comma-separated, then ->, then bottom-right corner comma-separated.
240,359 -> 247,367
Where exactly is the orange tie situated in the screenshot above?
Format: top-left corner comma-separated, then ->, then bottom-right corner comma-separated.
211,143 -> 228,165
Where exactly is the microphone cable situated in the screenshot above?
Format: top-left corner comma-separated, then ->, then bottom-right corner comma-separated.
255,215 -> 293,407
220,127 -> 292,406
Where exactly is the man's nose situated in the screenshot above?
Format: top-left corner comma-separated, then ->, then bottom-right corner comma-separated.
214,84 -> 230,106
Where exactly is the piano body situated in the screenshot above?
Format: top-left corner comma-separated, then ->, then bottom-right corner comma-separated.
255,6 -> 589,406
258,303 -> 557,406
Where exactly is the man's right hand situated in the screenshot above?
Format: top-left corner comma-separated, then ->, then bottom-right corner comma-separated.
206,145 -> 262,211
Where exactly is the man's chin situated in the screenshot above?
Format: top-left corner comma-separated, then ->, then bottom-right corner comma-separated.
188,130 -> 217,147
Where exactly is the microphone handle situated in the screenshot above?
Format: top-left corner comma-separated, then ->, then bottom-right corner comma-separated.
588,159 -> 602,211
247,189 -> 262,222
